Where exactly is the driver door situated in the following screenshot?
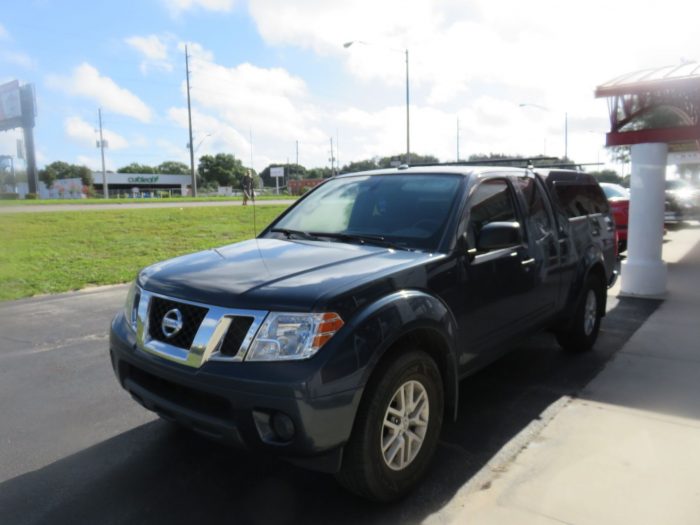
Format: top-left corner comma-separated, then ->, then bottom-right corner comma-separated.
457,178 -> 536,362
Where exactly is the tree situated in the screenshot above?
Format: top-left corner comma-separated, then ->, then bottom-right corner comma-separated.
306,167 -> 333,179
198,153 -> 246,187
341,159 -> 379,173
39,161 -> 93,188
157,161 -> 190,175
468,152 -> 517,162
376,153 -> 439,168
117,163 -> 156,174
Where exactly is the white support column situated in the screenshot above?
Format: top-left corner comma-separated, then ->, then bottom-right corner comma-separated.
621,142 -> 668,296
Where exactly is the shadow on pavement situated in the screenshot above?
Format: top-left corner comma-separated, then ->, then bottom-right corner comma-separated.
0,298 -> 660,525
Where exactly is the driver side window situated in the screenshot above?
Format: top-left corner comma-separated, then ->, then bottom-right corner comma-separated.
467,179 -> 519,252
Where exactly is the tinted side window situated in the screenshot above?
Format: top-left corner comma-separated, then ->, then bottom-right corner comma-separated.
554,183 -> 610,218
467,179 -> 519,250
515,177 -> 553,241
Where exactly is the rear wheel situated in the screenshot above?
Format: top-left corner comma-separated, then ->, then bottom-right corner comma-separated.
556,275 -> 604,352
336,349 -> 443,501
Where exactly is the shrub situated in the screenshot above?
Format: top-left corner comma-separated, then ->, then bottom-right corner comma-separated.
25,193 -> 38,200
0,192 -> 20,200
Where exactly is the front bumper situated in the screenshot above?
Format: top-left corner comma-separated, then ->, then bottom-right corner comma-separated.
110,312 -> 361,473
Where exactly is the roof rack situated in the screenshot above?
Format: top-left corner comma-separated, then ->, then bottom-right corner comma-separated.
534,162 -> 604,170
409,157 -> 560,168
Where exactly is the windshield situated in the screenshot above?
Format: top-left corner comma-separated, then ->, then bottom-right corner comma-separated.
269,174 -> 463,251
601,184 -> 629,199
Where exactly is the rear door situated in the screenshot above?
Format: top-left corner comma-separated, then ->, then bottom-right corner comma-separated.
513,174 -> 560,323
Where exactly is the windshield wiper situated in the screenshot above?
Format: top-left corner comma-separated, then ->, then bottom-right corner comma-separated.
269,228 -> 315,240
307,232 -> 410,251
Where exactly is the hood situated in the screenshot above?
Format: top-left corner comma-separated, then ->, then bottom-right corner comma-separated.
138,238 -> 437,312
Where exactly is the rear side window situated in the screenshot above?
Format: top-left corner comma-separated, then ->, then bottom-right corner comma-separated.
515,177 -> 553,241
553,182 -> 609,218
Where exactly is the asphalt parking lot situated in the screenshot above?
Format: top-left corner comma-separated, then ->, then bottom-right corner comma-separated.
0,262 -> 663,525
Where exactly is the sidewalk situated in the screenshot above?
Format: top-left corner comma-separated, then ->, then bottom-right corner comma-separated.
441,227 -> 700,525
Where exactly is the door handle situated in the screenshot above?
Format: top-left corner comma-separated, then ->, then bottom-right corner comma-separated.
521,258 -> 535,266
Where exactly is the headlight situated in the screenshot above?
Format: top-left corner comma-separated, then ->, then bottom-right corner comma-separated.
123,281 -> 141,331
246,312 -> 344,361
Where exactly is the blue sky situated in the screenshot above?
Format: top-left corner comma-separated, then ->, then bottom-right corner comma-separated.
0,0 -> 697,173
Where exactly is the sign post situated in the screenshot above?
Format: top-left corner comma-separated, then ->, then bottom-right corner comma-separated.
270,166 -> 284,195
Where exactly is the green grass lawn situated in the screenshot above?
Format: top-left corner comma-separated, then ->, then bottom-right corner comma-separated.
0,194 -> 296,206
0,205 -> 289,301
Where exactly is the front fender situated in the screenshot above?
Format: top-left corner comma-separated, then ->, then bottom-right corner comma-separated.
317,289 -> 460,420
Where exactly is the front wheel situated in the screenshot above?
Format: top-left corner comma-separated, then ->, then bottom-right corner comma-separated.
336,349 -> 444,501
556,275 -> 604,352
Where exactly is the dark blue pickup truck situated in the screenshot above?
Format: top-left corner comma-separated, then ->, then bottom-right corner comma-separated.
110,166 -> 616,501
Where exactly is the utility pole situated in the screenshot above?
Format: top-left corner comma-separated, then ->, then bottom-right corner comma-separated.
564,112 -> 568,160
98,108 -> 108,199
249,128 -> 254,171
456,117 -> 460,161
329,137 -> 335,177
405,49 -> 410,165
295,140 -> 299,166
185,45 -> 197,196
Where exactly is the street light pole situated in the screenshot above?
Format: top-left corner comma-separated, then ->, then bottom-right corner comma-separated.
344,41 -> 411,165
519,103 -> 568,160
98,108 -> 108,199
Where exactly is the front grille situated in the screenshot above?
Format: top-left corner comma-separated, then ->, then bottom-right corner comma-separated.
148,296 -> 208,349
219,316 -> 255,356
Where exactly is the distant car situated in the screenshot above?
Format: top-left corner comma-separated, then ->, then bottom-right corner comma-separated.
665,179 -> 700,223
600,183 -> 630,253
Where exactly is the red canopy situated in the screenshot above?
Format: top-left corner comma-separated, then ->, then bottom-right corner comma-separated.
595,62 -> 700,147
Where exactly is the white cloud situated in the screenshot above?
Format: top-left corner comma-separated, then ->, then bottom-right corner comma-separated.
245,0 -> 700,167
177,41 -> 214,61
77,155 -> 116,172
164,44 -> 330,169
0,23 -> 9,40
65,116 -> 129,150
162,0 -> 235,16
47,63 -> 153,122
0,50 -> 35,69
125,34 -> 173,74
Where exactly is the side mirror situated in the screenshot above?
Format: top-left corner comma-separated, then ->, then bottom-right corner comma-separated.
477,221 -> 522,252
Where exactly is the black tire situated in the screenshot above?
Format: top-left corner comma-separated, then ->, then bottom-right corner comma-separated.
556,274 -> 604,352
336,348 -> 444,501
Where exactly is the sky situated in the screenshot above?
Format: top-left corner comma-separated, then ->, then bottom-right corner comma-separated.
0,0 -> 698,175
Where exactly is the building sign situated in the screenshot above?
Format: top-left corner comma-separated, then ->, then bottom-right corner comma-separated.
92,172 -> 190,186
0,81 -> 22,131
128,175 -> 159,183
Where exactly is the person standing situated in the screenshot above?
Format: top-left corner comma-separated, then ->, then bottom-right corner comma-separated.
242,169 -> 254,206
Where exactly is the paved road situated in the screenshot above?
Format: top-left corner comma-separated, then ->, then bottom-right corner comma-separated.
0,270 -> 662,524
0,199 -> 294,214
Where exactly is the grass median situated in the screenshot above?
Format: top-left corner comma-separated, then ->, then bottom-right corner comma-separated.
0,195 -> 296,206
0,204 -> 289,301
